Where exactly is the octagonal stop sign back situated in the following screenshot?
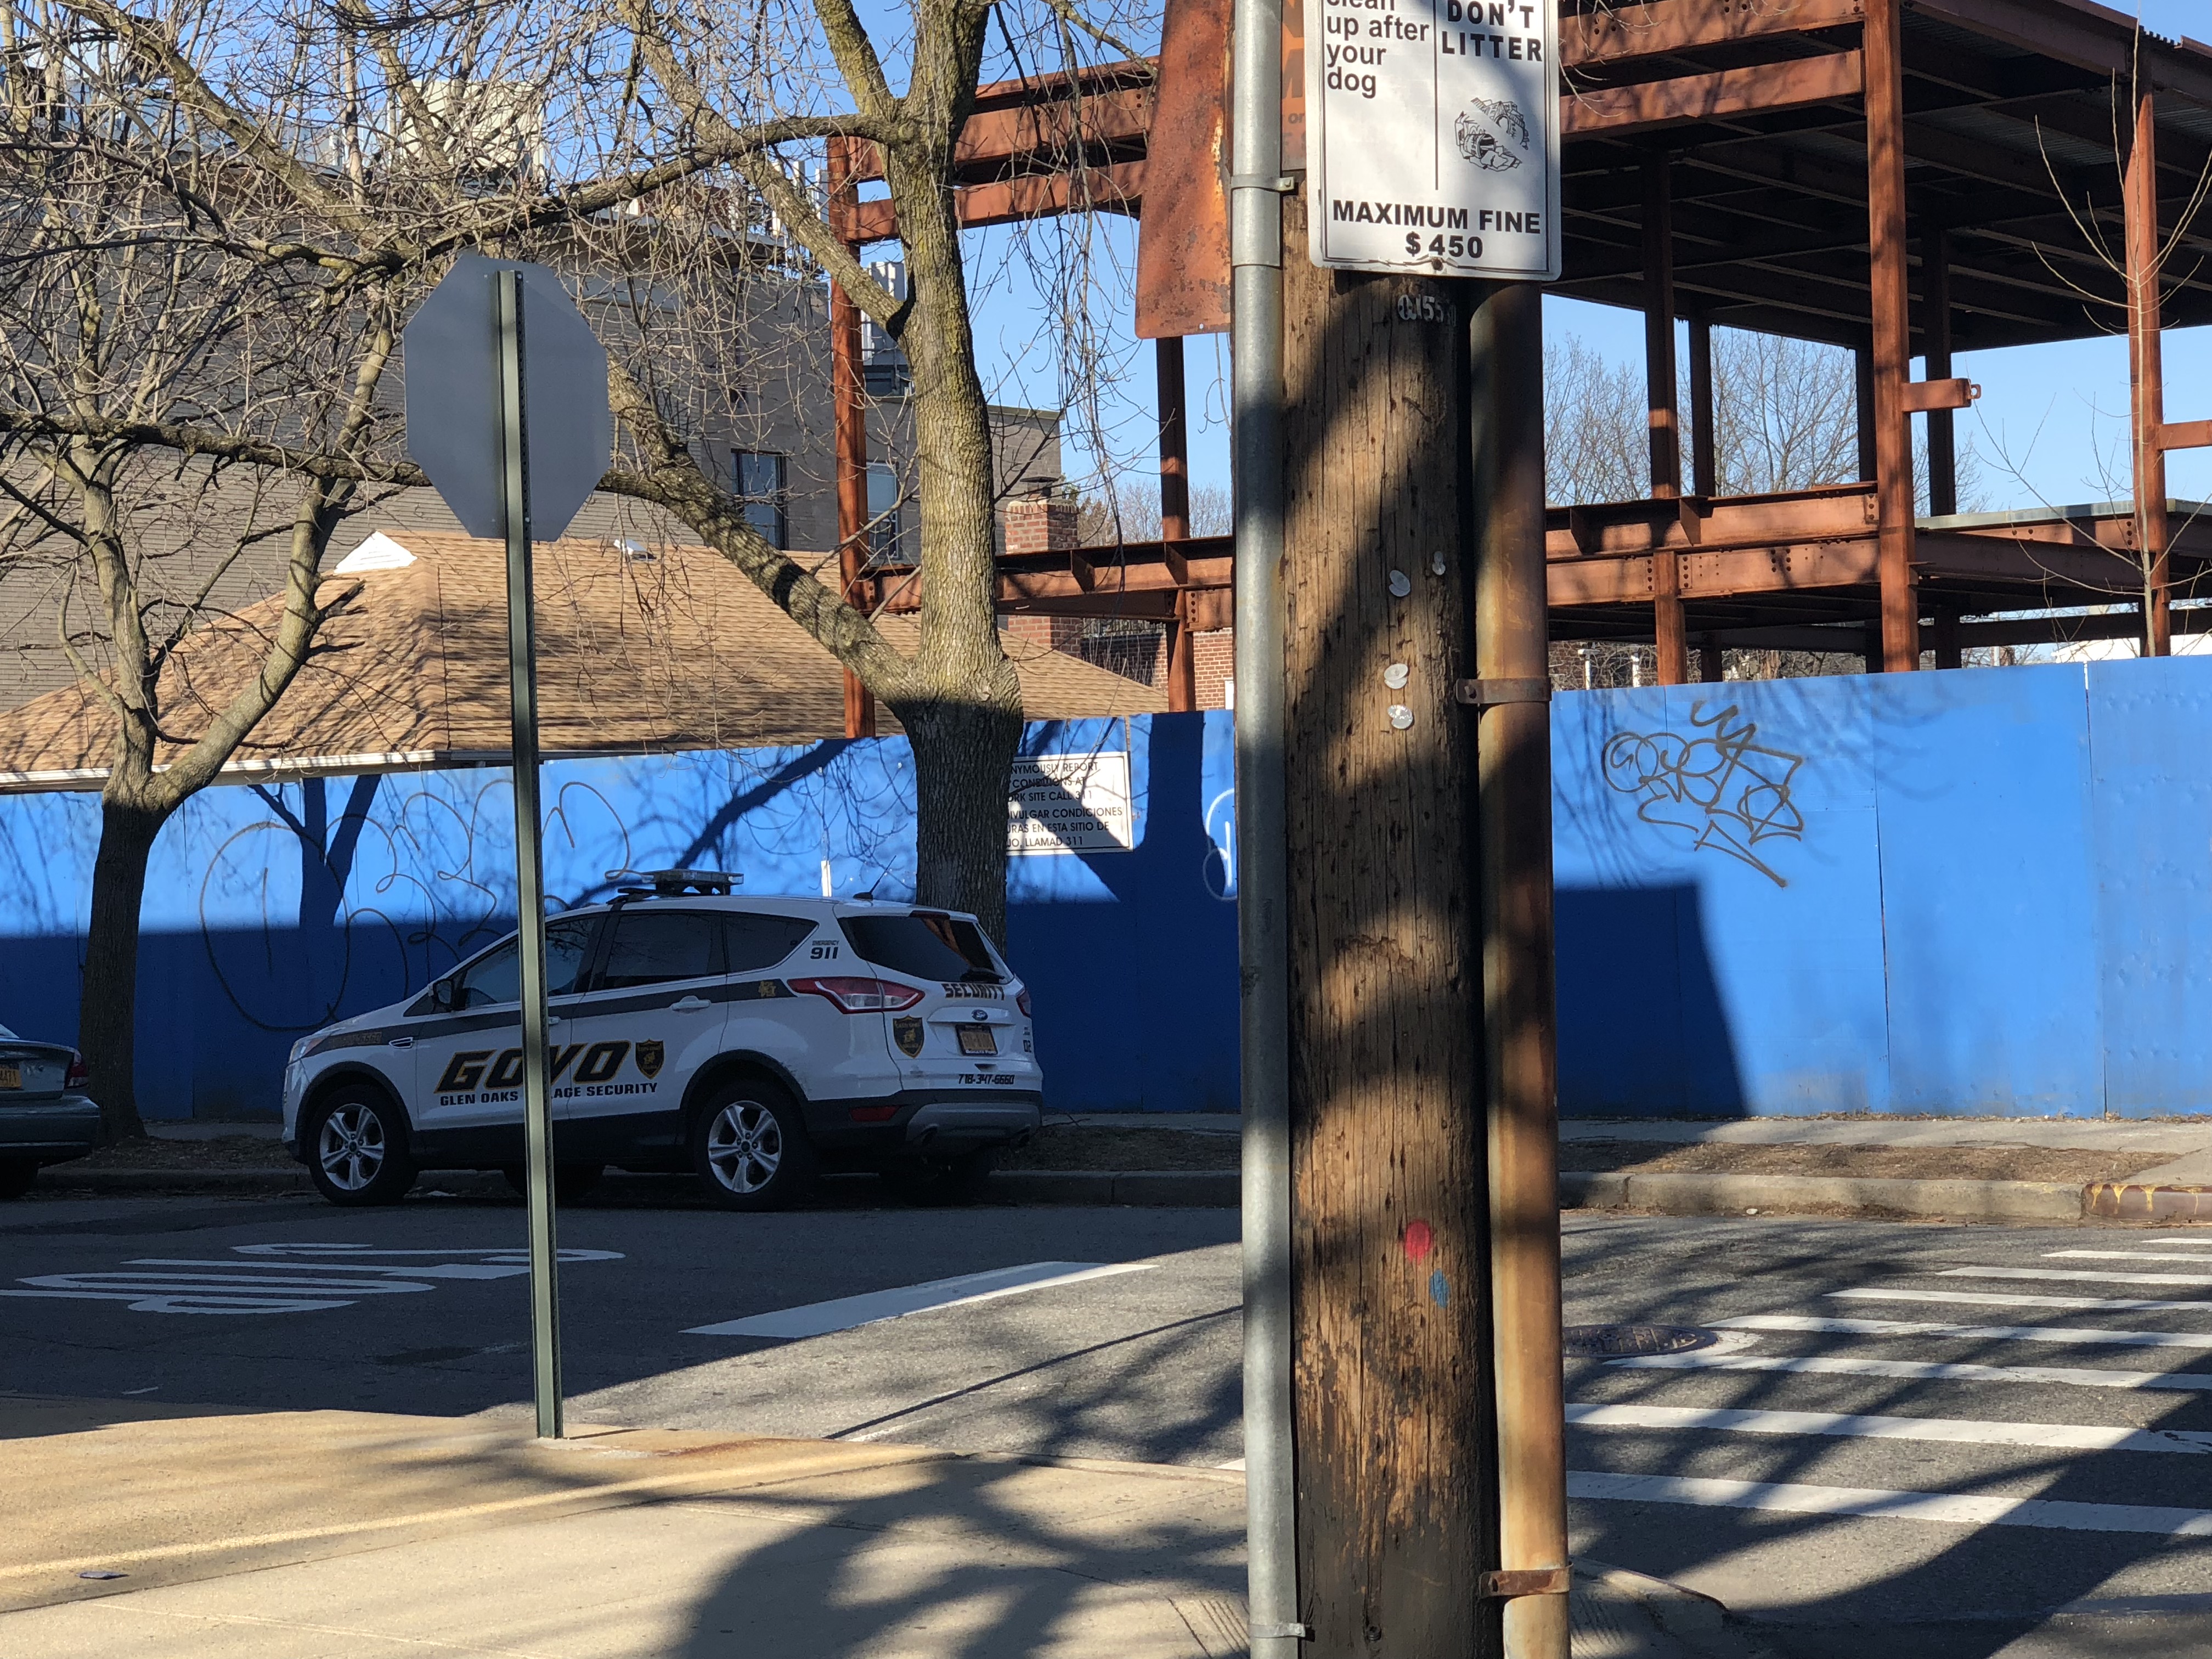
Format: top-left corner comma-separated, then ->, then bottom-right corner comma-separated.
403,254 -> 612,540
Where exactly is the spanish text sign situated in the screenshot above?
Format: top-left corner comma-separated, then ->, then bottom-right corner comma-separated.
1306,0 -> 1560,280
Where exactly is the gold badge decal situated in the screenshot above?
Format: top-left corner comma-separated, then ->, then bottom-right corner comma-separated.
893,1017 -> 925,1058
634,1040 -> 665,1079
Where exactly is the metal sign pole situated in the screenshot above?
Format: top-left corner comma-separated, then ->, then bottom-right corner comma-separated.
495,267 -> 563,1441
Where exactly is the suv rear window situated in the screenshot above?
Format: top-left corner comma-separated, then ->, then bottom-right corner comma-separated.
723,913 -> 815,972
840,913 -> 1004,984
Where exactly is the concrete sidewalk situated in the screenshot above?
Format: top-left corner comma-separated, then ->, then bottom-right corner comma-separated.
0,1395 -> 1746,1657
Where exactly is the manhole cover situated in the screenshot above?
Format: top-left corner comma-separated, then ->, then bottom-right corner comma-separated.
1562,1323 -> 1718,1358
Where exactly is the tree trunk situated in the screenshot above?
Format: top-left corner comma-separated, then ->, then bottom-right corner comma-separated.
80,794 -> 167,1142
900,689 -> 1022,944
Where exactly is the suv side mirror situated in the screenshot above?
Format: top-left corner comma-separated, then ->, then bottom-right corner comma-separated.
432,978 -> 456,1012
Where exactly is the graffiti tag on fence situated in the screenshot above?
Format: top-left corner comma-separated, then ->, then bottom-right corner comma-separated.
1602,703 -> 1805,887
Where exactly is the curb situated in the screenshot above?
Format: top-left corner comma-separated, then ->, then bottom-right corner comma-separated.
1560,1169 -> 2086,1222
1577,1560 -> 1782,1658
2086,1181 -> 2212,1221
31,1166 -> 1244,1206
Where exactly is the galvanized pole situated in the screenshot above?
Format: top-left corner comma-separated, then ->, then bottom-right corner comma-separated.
1229,0 -> 1295,1641
495,268 -> 563,1441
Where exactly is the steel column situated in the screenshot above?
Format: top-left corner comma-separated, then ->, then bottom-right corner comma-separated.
1688,314 -> 1716,499
1643,158 -> 1680,499
2127,81 -> 2172,657
1699,636 -> 1724,682
828,136 -> 878,737
1159,335 -> 1192,541
1925,230 -> 1957,518
1866,0 -> 1920,670
1644,157 -> 1685,683
1854,342 -> 1876,483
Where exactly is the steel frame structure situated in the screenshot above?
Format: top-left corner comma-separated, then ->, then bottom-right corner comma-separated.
831,0 -> 2212,727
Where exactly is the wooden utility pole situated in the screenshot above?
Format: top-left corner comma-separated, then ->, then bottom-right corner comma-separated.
1280,187 -> 1500,1659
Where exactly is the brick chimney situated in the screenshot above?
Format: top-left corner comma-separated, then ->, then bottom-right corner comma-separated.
1002,478 -> 1077,555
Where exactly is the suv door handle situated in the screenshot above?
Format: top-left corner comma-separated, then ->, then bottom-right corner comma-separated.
670,996 -> 712,1012
387,1036 -> 414,1048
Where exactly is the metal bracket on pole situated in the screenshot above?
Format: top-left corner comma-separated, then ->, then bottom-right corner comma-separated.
1455,676 -> 1553,709
1249,1622 -> 1313,1641
1480,1566 -> 1573,1600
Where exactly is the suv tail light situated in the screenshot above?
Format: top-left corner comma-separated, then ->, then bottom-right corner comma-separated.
65,1051 -> 88,1090
789,976 -> 925,1013
1016,988 -> 1031,1017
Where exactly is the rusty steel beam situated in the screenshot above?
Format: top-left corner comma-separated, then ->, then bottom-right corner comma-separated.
1565,0 -> 1866,65
1564,50 -> 1864,138
847,162 -> 1145,244
1135,0 -> 1230,338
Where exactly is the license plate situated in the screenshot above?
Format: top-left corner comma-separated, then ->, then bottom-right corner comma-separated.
956,1027 -> 997,1057
0,1065 -> 19,1090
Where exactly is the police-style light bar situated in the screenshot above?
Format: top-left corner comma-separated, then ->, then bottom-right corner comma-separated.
604,867 -> 744,896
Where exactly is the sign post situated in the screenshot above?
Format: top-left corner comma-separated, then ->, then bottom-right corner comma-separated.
406,257 -> 611,1441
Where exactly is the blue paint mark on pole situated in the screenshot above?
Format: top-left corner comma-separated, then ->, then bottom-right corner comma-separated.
1429,1268 -> 1450,1308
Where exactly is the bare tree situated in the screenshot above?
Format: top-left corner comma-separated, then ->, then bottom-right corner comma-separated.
0,0 -> 1145,1070
0,15 -> 417,1137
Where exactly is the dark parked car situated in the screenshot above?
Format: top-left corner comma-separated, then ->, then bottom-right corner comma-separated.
0,1022 -> 99,1197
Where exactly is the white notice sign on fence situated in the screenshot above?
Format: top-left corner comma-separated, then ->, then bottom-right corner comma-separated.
1306,0 -> 1560,279
1008,753 -> 1135,855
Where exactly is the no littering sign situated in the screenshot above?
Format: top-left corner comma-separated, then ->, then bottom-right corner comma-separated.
1306,0 -> 1560,279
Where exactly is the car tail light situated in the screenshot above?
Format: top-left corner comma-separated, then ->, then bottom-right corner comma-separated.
848,1105 -> 900,1123
1016,988 -> 1031,1017
65,1051 -> 88,1090
788,976 -> 925,1013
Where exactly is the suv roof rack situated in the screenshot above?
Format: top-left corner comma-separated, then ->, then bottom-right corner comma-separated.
603,867 -> 743,896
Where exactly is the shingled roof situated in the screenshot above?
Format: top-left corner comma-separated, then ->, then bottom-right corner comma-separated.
0,531 -> 1165,786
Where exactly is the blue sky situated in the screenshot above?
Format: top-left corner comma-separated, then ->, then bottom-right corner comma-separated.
964,0 -> 2211,512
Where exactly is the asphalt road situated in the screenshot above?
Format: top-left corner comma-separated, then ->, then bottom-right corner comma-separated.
7,1193 -> 2212,1656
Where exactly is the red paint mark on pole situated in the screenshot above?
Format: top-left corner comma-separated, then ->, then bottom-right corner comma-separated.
1403,1221 -> 1434,1261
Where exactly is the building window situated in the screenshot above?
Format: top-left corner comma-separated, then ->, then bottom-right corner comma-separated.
866,463 -> 910,567
732,451 -> 786,548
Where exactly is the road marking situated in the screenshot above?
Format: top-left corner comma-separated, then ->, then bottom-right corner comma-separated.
686,1261 -> 1155,1339
1943,1266 -> 2212,1288
1718,1313 -> 2212,1350
1566,1470 -> 2212,1537
1611,1351 -> 2212,1392
1831,1287 -> 2212,1314
0,1246 -> 624,1317
1565,1402 -> 2212,1455
2046,1250 -> 2212,1265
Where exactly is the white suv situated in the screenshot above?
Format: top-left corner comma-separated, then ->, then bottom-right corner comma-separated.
281,871 -> 1042,1209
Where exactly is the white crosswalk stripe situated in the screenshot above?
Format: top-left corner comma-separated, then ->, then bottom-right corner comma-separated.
1717,1312 -> 2212,1350
0,1244 -> 625,1316
1569,1232 -> 2212,1556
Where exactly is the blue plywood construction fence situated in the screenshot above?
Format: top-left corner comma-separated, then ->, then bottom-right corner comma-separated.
9,660 -> 2212,1121
0,714 -> 1240,1120
1553,657 -> 2212,1119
